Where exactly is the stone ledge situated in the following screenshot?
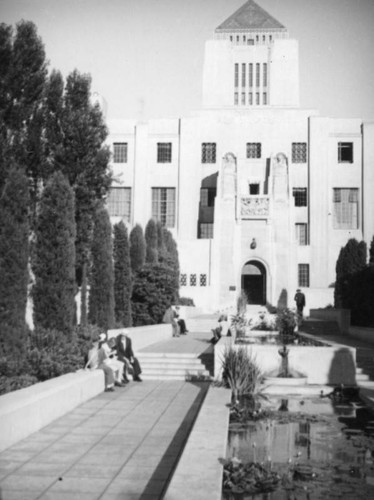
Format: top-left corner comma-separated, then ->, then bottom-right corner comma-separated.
0,369 -> 105,452
164,386 -> 231,500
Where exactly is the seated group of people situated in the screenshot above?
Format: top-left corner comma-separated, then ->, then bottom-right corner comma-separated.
85,330 -> 142,392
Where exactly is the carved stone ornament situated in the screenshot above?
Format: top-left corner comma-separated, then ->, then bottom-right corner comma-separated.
241,197 -> 269,217
221,152 -> 237,199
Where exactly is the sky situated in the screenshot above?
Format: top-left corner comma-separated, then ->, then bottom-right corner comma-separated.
0,0 -> 373,122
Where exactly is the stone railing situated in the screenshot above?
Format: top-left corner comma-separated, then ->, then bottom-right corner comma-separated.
240,196 -> 270,218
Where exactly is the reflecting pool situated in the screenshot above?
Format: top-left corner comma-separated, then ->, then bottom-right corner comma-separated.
224,397 -> 374,499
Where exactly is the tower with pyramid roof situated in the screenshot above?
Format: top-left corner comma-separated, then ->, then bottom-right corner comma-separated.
203,0 -> 299,109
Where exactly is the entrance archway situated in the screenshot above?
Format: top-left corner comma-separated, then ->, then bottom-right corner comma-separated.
241,261 -> 266,305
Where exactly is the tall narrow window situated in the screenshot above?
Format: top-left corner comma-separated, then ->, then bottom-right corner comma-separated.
248,92 -> 253,105
180,274 -> 187,286
190,274 -> 197,286
241,92 -> 246,105
200,188 -> 216,207
246,143 -> 261,159
298,264 -> 310,287
199,223 -> 214,239
200,274 -> 207,286
263,93 -> 267,105
295,223 -> 308,245
263,63 -> 268,87
333,188 -> 359,229
107,187 -> 131,221
248,64 -> 253,87
152,188 -> 175,227
113,143 -> 128,163
256,63 -> 260,87
157,143 -> 172,163
292,143 -> 307,163
338,142 -> 353,163
241,63 -> 246,87
234,63 -> 239,88
234,92 -> 239,106
201,143 -> 216,163
256,92 -> 260,105
293,188 -> 308,207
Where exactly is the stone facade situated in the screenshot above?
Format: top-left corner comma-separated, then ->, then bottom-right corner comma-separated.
105,1 -> 374,312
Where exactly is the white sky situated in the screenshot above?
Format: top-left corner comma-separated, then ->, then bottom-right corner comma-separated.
1,0 -> 373,122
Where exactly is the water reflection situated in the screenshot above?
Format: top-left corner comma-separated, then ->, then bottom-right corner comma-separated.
224,397 -> 374,499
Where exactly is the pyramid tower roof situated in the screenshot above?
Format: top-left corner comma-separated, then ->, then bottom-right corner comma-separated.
216,0 -> 286,32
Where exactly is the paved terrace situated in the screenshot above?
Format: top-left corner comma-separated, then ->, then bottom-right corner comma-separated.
0,328 -> 216,500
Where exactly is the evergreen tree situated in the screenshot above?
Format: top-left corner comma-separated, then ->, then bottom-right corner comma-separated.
129,223 -> 146,272
369,235 -> 374,266
334,238 -> 367,308
145,219 -> 158,264
0,165 -> 29,357
88,206 -> 114,330
163,227 -> 180,303
32,171 -> 76,333
113,221 -> 132,327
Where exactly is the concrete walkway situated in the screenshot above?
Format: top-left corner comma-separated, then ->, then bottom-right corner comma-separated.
0,326 -> 215,500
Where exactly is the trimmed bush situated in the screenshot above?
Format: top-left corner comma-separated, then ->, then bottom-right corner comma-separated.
113,221 -> 132,327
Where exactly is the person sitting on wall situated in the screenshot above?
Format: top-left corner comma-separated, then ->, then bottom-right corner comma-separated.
116,330 -> 142,382
175,306 -> 189,335
210,314 -> 230,344
85,337 -> 118,392
97,334 -> 126,391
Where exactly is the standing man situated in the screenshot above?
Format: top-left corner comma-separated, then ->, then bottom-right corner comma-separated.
294,289 -> 306,322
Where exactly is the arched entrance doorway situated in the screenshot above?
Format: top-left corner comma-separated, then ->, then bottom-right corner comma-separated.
241,261 -> 266,305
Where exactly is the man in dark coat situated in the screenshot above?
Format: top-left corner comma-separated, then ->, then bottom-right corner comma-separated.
294,289 -> 306,320
116,330 -> 142,382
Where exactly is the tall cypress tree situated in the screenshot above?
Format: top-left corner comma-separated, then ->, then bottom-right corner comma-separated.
145,219 -> 158,264
114,221 -> 132,327
32,171 -> 76,333
129,223 -> 146,272
0,165 -> 29,356
88,206 -> 115,331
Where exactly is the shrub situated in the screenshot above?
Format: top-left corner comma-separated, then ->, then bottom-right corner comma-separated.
275,308 -> 297,336
178,297 -> 195,306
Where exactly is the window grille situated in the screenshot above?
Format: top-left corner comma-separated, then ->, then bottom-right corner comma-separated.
201,143 -> 216,163
113,143 -> 128,163
180,274 -> 187,286
234,63 -> 239,87
199,223 -> 214,239
248,93 -> 253,105
107,187 -> 131,220
241,63 -> 246,87
241,93 -> 246,105
190,274 -> 197,286
151,188 -> 175,227
246,143 -> 261,159
256,93 -> 260,105
298,264 -> 310,287
295,223 -> 308,245
263,92 -> 267,105
293,188 -> 308,207
263,63 -> 268,87
248,64 -> 253,87
333,188 -> 358,229
157,143 -> 172,163
256,63 -> 260,87
200,274 -> 207,286
292,143 -> 307,163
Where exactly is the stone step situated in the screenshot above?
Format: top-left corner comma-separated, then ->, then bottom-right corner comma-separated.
139,352 -> 200,359
141,372 -> 212,381
140,360 -> 207,370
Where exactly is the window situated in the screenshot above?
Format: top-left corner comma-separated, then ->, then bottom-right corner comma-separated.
234,63 -> 239,87
241,63 -> 246,87
201,143 -> 216,163
249,183 -> 260,195
107,187 -> 131,220
298,264 -> 310,287
256,63 -> 260,87
113,143 -> 128,163
200,188 -> 216,207
295,223 -> 308,245
190,274 -> 197,286
246,142 -> 261,159
200,274 -> 207,286
293,188 -> 308,207
263,92 -> 267,105
152,188 -> 175,227
180,274 -> 187,286
241,92 -> 246,105
292,143 -> 307,163
333,188 -> 359,229
247,39 -> 254,45
248,64 -> 253,87
256,92 -> 260,105
157,143 -> 172,163
234,92 -> 238,106
338,142 -> 353,163
199,223 -> 214,239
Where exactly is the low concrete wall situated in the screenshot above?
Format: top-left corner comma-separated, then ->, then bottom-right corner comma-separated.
0,369 -> 104,452
348,326 -> 374,345
215,336 -> 356,385
107,323 -> 173,351
164,386 -> 231,500
309,308 -> 351,334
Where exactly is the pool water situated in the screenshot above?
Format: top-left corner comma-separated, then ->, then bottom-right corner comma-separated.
224,397 -> 374,499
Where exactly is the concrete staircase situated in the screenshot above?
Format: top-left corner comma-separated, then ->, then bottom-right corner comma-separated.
137,352 -> 212,381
